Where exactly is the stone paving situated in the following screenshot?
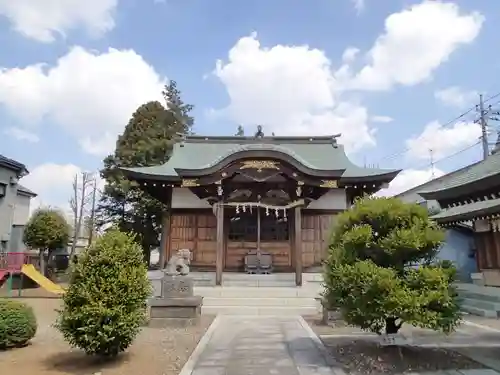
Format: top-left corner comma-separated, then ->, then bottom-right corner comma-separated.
190,315 -> 344,375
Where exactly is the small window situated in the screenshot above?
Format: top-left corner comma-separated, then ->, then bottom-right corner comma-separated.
227,208 -> 290,242
228,212 -> 257,241
260,214 -> 289,241
0,183 -> 6,197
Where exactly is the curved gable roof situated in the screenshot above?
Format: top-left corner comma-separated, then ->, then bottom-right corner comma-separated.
121,136 -> 400,182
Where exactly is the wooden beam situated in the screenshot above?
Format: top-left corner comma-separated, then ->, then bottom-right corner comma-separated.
158,187 -> 173,269
216,203 -> 225,285
294,206 -> 303,286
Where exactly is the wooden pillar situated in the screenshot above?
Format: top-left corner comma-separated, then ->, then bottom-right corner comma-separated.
294,206 -> 302,286
158,187 -> 172,269
216,203 -> 225,286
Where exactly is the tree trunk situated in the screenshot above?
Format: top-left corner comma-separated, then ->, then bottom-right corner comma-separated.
143,244 -> 152,267
385,317 -> 401,334
39,249 -> 46,276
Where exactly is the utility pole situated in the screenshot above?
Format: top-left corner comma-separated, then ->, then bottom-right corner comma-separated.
476,94 -> 500,160
476,94 -> 492,160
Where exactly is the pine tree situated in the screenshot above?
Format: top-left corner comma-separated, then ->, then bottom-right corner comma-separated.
97,81 -> 194,263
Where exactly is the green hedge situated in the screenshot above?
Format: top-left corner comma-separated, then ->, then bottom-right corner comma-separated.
56,228 -> 151,356
0,300 -> 37,349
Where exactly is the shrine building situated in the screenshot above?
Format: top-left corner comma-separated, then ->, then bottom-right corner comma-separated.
420,140 -> 500,288
121,132 -> 400,286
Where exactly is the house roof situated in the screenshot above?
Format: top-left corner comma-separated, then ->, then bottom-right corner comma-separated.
17,184 -> 37,197
419,153 -> 500,200
396,163 -> 474,203
0,154 -> 28,175
431,198 -> 500,224
121,135 -> 400,182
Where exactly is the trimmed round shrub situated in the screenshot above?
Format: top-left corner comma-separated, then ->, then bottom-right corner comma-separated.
56,228 -> 151,357
0,300 -> 37,349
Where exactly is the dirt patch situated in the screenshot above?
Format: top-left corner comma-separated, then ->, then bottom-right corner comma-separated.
0,298 -> 214,375
306,318 -> 488,375
323,338 -> 486,375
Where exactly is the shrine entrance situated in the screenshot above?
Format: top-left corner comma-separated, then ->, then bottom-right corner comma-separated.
225,205 -> 292,272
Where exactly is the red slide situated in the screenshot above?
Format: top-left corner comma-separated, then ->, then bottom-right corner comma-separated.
0,270 -> 7,288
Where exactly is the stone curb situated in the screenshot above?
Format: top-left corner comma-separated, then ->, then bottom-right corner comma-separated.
178,315 -> 222,375
298,316 -> 348,374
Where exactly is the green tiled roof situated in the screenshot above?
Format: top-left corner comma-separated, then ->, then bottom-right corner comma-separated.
431,198 -> 500,223
420,152 -> 500,196
121,136 -> 399,181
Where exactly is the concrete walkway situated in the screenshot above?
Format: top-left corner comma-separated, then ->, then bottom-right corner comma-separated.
181,315 -> 344,375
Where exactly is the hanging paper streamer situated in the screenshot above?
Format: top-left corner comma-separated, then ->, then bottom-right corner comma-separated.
236,204 -> 240,214
275,208 -> 279,217
242,204 -> 246,212
217,185 -> 223,196
266,206 -> 269,216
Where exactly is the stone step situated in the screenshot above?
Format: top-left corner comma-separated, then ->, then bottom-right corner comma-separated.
202,297 -> 318,307
220,280 -> 297,287
222,273 -> 296,281
461,304 -> 500,319
201,305 -> 319,316
459,291 -> 500,304
194,286 -> 321,298
462,298 -> 500,312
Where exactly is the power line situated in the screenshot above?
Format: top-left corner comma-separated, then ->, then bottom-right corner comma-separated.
477,94 -> 489,160
475,94 -> 500,160
411,141 -> 481,171
376,91 -> 500,164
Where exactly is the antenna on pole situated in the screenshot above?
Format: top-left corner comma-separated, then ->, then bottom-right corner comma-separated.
429,148 -> 435,179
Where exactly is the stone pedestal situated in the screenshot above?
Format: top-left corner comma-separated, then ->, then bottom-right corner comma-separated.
148,274 -> 203,328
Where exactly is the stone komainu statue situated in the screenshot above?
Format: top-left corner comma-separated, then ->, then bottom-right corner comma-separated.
165,249 -> 192,276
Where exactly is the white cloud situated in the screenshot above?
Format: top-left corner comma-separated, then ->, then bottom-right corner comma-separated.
3,126 -> 39,143
371,115 -> 393,123
351,1 -> 483,91
351,0 -> 365,14
406,120 -> 481,160
21,163 -> 103,219
435,86 -> 478,108
377,168 -> 444,197
342,47 -> 360,63
212,32 -> 375,153
0,0 -> 118,42
0,46 -> 165,156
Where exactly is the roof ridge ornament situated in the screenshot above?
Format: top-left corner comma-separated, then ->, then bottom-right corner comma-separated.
254,125 -> 265,139
331,133 -> 341,148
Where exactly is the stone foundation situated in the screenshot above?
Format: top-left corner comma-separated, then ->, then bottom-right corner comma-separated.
147,274 -> 203,327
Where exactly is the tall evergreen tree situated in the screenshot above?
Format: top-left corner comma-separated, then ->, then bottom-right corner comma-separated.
97,81 -> 194,263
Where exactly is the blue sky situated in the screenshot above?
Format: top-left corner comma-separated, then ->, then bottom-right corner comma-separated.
0,0 -> 496,210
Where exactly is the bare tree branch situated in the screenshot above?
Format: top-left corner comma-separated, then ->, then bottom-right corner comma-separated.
69,172 -> 94,256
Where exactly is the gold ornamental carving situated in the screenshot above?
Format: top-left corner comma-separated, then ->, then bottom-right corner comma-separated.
239,160 -> 280,172
181,179 -> 200,187
320,180 -> 338,188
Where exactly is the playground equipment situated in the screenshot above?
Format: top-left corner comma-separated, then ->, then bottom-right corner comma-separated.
0,252 -> 65,296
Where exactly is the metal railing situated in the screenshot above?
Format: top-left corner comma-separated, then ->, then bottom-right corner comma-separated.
0,252 -> 40,271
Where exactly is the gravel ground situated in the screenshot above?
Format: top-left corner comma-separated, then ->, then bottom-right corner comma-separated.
0,297 -> 214,375
306,318 -> 487,375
